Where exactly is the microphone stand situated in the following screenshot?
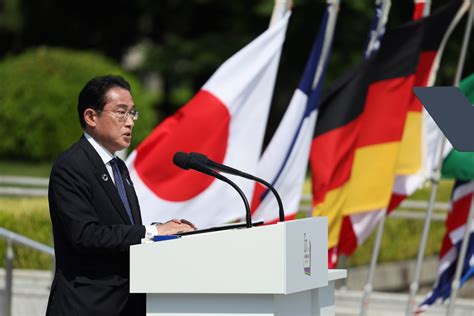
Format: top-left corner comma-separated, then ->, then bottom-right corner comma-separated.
188,155 -> 253,228
191,153 -> 285,222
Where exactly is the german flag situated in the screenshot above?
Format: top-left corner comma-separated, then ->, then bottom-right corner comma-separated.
310,19 -> 423,252
310,0 -> 467,260
333,1 -> 468,258
336,0 -> 470,260
389,0 -> 469,207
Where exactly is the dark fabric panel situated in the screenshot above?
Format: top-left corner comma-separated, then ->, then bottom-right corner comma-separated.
370,21 -> 422,81
314,61 -> 370,137
314,0 -> 463,138
422,0 -> 465,51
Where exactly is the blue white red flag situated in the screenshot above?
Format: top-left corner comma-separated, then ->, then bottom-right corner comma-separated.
127,13 -> 290,228
416,180 -> 474,313
250,3 -> 337,223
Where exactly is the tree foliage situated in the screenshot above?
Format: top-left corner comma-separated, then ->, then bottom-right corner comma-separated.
0,47 -> 157,161
0,0 -> 472,155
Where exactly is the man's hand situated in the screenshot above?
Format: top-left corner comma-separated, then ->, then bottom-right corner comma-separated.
155,218 -> 197,235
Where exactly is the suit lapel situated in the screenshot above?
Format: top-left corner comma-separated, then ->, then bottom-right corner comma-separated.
78,137 -> 133,225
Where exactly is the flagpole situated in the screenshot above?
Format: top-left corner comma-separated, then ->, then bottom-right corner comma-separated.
358,2 -> 392,315
447,195 -> 474,315
453,0 -> 473,87
405,1 -> 472,314
305,0 -> 339,222
447,1 -> 474,314
303,0 -> 339,222
359,208 -> 387,316
314,0 -> 341,271
312,0 -> 340,89
269,0 -> 291,27
365,0 -> 391,58
405,138 -> 445,315
240,0 -> 287,226
272,0 -> 338,224
422,0 -> 431,17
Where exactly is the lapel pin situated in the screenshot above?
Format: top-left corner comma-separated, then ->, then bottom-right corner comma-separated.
102,174 -> 109,182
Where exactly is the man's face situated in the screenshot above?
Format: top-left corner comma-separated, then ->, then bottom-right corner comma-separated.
90,87 -> 135,153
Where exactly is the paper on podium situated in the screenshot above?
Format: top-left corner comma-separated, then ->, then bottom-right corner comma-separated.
175,220 -> 264,236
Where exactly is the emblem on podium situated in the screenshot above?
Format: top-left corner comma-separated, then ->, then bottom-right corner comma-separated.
303,233 -> 311,276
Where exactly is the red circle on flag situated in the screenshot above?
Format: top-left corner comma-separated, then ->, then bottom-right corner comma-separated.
134,90 -> 230,201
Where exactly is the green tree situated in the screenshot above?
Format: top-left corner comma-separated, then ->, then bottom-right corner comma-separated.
0,47 -> 157,161
0,0 -> 471,125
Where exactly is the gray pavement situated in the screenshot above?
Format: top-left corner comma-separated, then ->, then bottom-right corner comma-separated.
1,268 -> 473,316
335,290 -> 474,315
0,269 -> 51,316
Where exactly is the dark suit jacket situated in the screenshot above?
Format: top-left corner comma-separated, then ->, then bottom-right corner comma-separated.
46,136 -> 146,316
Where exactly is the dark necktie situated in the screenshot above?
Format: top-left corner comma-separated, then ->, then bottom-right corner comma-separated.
110,158 -> 135,224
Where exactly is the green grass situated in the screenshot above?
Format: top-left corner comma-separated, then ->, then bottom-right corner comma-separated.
409,179 -> 454,202
347,217 -> 445,267
0,189 -> 450,270
0,160 -> 53,177
0,196 -> 53,269
345,180 -> 453,267
0,160 -> 457,270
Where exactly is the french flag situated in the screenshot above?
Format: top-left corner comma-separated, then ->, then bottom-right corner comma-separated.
251,3 -> 337,223
127,12 -> 291,228
416,180 -> 474,313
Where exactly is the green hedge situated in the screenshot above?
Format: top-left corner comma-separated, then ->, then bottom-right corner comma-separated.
0,47 -> 158,161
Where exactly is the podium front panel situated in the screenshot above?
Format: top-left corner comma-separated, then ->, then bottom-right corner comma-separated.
130,217 -> 328,294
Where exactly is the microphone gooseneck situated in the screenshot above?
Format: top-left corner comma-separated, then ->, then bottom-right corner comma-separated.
189,152 -> 285,222
172,152 -> 252,228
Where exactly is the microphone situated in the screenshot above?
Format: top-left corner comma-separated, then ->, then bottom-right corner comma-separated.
189,152 -> 285,222
173,152 -> 252,228
173,152 -> 210,175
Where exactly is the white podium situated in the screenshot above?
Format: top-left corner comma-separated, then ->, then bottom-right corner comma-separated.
130,217 -> 346,316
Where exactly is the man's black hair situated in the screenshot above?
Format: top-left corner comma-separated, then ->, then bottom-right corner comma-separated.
78,75 -> 131,129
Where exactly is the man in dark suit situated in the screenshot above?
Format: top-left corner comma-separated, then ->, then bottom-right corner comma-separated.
46,75 -> 195,315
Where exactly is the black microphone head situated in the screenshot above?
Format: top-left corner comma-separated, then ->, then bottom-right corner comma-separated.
173,152 -> 190,170
189,152 -> 208,165
174,151 -> 217,177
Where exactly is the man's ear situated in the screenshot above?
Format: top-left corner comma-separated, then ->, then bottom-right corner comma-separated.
83,108 -> 97,128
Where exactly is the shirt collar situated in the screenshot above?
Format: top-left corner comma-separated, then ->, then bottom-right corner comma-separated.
84,133 -> 116,165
